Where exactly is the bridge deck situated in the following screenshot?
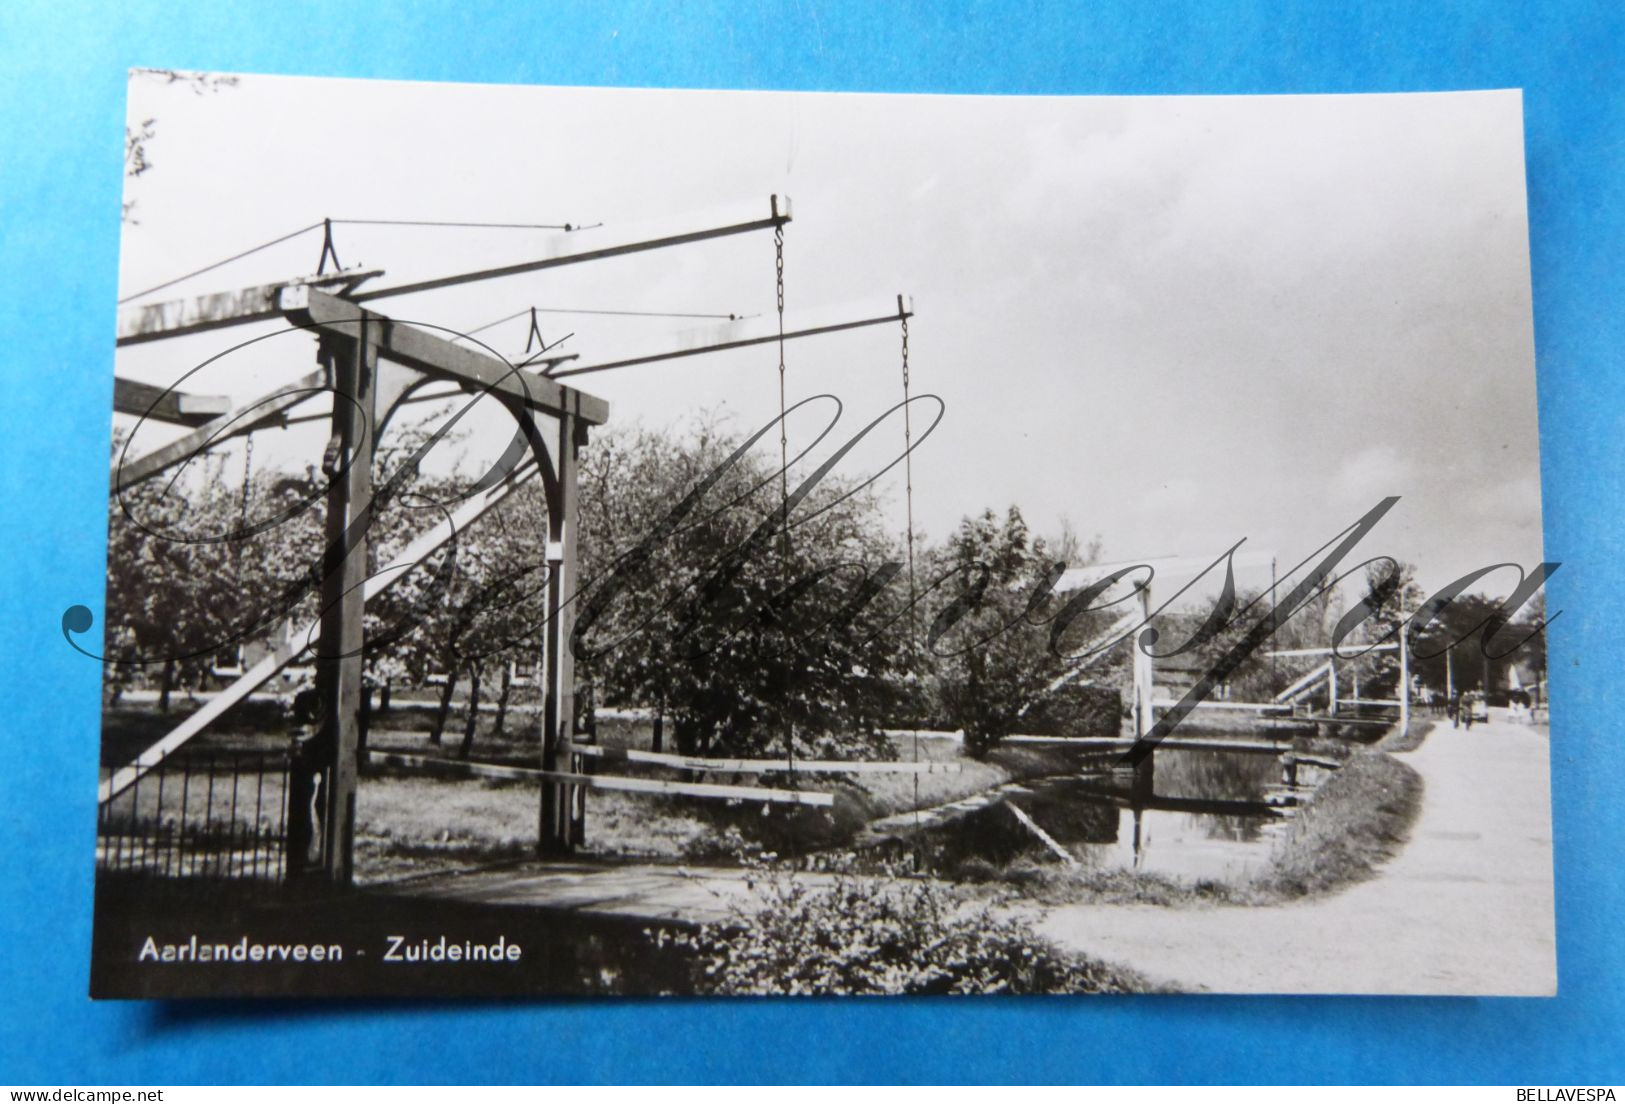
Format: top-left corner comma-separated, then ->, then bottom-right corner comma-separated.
1002,735 -> 1296,755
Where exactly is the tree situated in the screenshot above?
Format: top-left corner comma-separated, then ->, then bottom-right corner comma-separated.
345,414 -> 547,756
1160,570 -> 1349,707
105,438 -> 271,710
928,506 -> 1077,758
123,70 -> 238,223
435,479 -> 553,756
571,417 -> 915,758
104,416 -> 475,721
1408,581 -> 1549,698
1510,589 -> 1550,695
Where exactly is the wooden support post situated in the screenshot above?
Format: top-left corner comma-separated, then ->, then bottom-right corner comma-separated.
1132,753 -> 1156,805
1398,616 -> 1411,736
1132,586 -> 1154,740
296,326 -> 373,885
1328,659 -> 1339,716
540,413 -> 582,854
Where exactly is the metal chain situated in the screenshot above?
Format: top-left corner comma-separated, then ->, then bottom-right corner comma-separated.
774,223 -> 793,781
239,434 -> 255,532
900,313 -> 922,848
900,315 -> 916,616
775,225 -> 789,541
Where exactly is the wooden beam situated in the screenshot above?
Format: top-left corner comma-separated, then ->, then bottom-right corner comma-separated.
1070,784 -> 1291,818
1275,661 -> 1332,703
310,327 -> 372,885
1398,613 -> 1411,735
1152,700 -> 1293,713
112,377 -> 231,426
1284,753 -> 1345,770
100,621 -> 308,804
116,266 -> 383,347
367,751 -> 834,807
572,743 -> 964,774
1264,644 -> 1399,658
1132,586 -> 1154,740
550,770 -> 834,809
114,197 -> 791,347
281,288 -> 609,426
111,368 -> 329,491
1006,803 -> 1079,866
1297,715 -> 1395,727
1030,610 -> 1142,701
1003,735 -> 1293,754
540,410 -> 582,853
228,357 -> 583,433
368,751 -> 536,782
550,294 -> 912,380
353,195 -> 792,304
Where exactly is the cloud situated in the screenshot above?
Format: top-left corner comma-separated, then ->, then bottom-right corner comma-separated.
1134,476 -> 1204,516
1334,445 -> 1417,503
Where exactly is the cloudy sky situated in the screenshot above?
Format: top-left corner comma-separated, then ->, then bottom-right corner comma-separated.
114,76 -> 1543,599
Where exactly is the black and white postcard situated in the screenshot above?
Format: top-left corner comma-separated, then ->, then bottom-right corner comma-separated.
92,74 -> 1554,998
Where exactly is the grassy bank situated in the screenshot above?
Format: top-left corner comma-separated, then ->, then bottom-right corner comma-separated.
1242,746 -> 1423,900
838,738 -> 1073,818
354,723 -> 1055,870
355,716 -> 1423,894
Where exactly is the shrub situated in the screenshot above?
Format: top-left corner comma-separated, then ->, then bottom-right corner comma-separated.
657,859 -> 1142,995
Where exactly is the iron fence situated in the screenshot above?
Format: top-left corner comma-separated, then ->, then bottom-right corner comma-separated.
96,748 -> 290,881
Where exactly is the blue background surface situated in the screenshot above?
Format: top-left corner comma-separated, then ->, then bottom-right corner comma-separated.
1,0 -> 1621,1085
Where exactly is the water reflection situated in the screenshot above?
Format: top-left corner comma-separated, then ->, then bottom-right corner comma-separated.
911,746 -> 1330,883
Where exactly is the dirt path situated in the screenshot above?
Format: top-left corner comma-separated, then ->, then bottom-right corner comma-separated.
1036,718 -> 1557,995
380,859 -> 812,925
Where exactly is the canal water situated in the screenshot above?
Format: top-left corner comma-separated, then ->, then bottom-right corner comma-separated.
902,745 -> 1336,882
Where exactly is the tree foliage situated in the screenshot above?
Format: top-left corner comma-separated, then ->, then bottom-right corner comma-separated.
572,417 -> 915,757
123,69 -> 239,223
927,506 -> 1082,757
1407,576 -> 1549,696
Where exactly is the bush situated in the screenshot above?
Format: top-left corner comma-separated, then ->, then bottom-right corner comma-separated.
1021,683 -> 1122,740
656,859 -> 1143,995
